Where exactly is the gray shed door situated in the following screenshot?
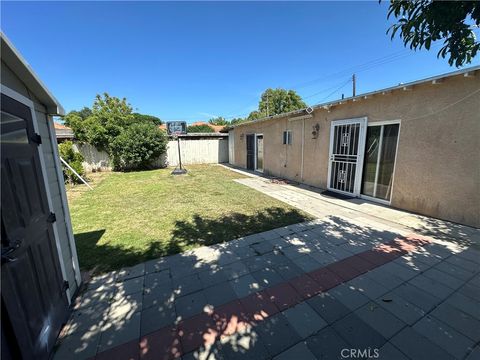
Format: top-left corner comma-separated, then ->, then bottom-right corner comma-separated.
1,94 -> 69,359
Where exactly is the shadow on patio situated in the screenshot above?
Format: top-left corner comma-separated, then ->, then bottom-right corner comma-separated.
58,213 -> 478,360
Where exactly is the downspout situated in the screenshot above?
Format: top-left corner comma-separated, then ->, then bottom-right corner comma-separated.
301,119 -> 305,181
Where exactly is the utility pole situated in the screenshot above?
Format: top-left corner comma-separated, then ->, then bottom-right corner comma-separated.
266,93 -> 269,117
352,74 -> 356,97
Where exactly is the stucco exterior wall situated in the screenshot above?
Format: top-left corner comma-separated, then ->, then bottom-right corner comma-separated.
231,72 -> 480,227
1,61 -> 80,298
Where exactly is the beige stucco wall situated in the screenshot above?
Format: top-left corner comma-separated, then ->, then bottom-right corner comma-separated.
232,72 -> 480,227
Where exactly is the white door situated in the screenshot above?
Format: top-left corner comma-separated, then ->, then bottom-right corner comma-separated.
327,117 -> 367,196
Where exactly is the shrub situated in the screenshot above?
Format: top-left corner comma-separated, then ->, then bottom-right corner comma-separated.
187,124 -> 214,133
111,122 -> 168,171
58,141 -> 86,184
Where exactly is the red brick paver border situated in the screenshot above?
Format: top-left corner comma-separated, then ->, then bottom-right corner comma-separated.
95,234 -> 431,359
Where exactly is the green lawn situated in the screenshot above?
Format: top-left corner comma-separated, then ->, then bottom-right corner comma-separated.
68,165 -> 312,273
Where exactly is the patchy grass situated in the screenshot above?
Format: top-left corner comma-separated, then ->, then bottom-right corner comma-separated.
68,165 -> 312,273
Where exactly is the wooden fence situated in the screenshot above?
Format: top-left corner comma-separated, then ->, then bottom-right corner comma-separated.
74,138 -> 229,171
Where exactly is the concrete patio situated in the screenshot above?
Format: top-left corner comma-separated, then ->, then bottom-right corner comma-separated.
54,172 -> 480,360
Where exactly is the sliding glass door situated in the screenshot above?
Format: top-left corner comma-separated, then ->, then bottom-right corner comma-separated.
361,123 -> 400,202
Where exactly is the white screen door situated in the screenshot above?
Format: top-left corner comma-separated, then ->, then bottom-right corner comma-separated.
327,117 -> 367,196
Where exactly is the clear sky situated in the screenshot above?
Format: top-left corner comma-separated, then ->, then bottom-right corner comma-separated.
2,1 -> 479,122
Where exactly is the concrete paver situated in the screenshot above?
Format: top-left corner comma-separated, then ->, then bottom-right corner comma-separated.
413,315 -> 475,359
255,313 -> 302,357
282,302 -> 327,338
55,172 -> 480,359
273,341 -> 317,360
355,302 -> 406,340
390,327 -> 455,360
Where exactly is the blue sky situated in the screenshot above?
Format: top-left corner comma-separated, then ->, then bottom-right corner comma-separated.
2,1 -> 479,122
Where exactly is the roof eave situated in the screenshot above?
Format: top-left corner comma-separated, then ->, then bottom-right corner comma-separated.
231,65 -> 480,129
1,32 -> 65,116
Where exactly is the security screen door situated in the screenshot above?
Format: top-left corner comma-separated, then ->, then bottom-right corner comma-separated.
327,118 -> 367,195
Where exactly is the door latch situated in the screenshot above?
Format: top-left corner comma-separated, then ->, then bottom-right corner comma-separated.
30,133 -> 42,145
1,241 -> 21,264
47,212 -> 56,223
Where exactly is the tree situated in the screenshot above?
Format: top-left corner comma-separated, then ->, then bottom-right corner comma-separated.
208,116 -> 229,126
63,106 -> 92,126
111,122 -> 168,171
187,124 -> 214,133
71,93 -> 134,152
247,110 -> 265,121
258,88 -> 307,117
132,113 -> 162,126
386,1 -> 480,67
230,117 -> 246,125
58,140 -> 85,184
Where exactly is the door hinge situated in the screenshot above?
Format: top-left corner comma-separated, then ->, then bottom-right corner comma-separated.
30,133 -> 42,145
63,280 -> 69,290
47,212 -> 56,223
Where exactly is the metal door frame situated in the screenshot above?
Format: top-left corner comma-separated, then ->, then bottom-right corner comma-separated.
327,117 -> 367,196
246,133 -> 255,170
1,85 -> 70,300
359,119 -> 402,205
254,133 -> 264,173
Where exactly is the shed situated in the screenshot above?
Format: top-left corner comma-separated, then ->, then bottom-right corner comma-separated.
1,33 -> 81,359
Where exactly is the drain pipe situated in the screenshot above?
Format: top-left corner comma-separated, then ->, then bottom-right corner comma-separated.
301,119 -> 305,181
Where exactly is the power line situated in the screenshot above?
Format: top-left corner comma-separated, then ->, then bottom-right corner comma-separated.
207,42 -> 456,121
303,78 -> 352,100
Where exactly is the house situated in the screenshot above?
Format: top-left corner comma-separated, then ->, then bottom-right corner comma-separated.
190,121 -> 226,133
160,121 -> 226,133
1,33 -> 80,359
228,66 -> 480,228
54,121 -> 74,142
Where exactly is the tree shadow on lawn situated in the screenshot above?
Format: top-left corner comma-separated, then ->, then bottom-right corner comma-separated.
168,207 -> 309,253
75,207 -> 310,273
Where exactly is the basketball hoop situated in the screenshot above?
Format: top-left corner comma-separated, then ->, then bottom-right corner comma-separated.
166,121 -> 188,175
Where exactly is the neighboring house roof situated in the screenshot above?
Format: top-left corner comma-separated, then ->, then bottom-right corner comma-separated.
1,32 -> 65,115
54,122 -> 74,139
177,133 -> 228,138
190,121 -> 226,133
231,65 -> 480,128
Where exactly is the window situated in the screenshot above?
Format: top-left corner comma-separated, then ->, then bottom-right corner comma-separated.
283,130 -> 292,145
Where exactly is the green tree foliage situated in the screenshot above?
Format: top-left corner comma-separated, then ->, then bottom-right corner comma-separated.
208,116 -> 229,125
111,123 -> 168,171
386,1 -> 480,67
58,141 -> 85,184
87,93 -> 134,151
230,117 -> 246,125
64,93 -> 168,171
63,106 -> 92,126
258,88 -> 307,116
247,110 -> 265,121
132,113 -> 162,126
244,88 -> 307,121
187,124 -> 214,133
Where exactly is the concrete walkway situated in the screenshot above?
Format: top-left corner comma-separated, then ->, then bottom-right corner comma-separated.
54,166 -> 480,360
228,165 -> 479,247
